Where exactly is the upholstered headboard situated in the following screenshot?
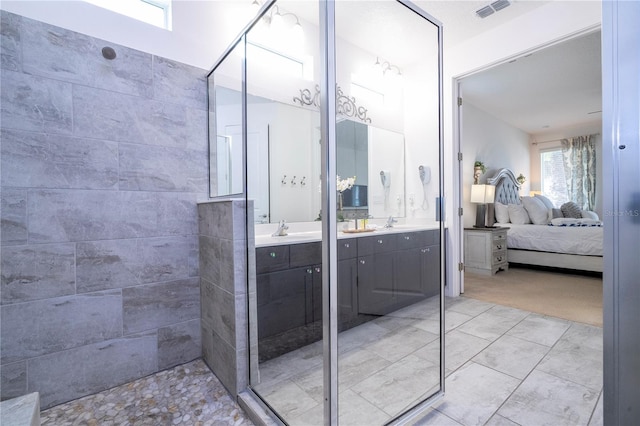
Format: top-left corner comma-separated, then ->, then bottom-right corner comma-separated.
487,168 -> 521,205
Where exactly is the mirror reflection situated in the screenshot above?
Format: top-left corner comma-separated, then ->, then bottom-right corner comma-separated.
213,88 -> 406,223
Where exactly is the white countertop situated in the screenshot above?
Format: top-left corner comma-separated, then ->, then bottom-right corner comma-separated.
254,221 -> 441,247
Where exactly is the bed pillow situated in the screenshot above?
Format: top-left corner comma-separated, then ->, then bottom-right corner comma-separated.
508,203 -> 531,224
521,196 -> 549,225
561,201 -> 583,218
535,194 -> 555,210
494,202 -> 510,223
551,208 -> 564,219
581,210 -> 600,220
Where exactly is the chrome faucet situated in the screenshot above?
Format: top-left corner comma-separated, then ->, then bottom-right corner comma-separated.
272,220 -> 289,236
384,216 -> 398,228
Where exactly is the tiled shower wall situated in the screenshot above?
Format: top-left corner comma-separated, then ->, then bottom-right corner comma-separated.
0,11 -> 208,409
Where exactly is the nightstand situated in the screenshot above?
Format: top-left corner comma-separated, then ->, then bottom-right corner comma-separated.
464,227 -> 509,275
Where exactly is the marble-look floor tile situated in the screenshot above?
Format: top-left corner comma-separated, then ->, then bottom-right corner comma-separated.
413,329 -> 489,375
498,370 -> 599,426
352,355 -> 440,418
255,341 -> 322,385
410,408 -> 463,426
413,310 -> 473,335
506,313 -> 571,347
292,349 -> 391,402
446,297 -> 494,317
254,379 -> 318,421
434,362 -> 520,426
484,414 -> 520,426
472,335 -> 550,380
456,311 -> 522,342
537,338 -> 602,391
287,389 -> 391,426
485,305 -> 530,322
388,296 -> 440,320
337,321 -> 389,354
363,325 -> 438,363
589,391 -> 603,426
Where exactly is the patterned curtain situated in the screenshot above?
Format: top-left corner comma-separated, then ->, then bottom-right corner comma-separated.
561,135 -> 596,210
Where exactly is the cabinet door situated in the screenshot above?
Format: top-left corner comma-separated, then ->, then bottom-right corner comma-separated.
421,245 -> 440,299
338,258 -> 358,329
357,253 -> 395,315
257,267 -> 308,339
394,247 -> 425,309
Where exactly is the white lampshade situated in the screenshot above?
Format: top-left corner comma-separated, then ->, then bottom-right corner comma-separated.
470,184 -> 495,203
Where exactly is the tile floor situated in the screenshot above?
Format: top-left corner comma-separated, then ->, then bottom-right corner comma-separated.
253,295 -> 603,426
39,295 -> 603,426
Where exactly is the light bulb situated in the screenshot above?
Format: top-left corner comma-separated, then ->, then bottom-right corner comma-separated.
292,21 -> 304,44
271,11 -> 283,30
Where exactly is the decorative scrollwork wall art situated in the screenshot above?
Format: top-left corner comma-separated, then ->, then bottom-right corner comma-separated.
292,85 -> 372,124
336,86 -> 371,123
293,85 -> 321,108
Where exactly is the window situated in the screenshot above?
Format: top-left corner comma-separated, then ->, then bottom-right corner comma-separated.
540,148 -> 568,207
85,0 -> 172,30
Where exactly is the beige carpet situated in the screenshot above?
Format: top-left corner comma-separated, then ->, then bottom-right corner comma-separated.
463,266 -> 603,327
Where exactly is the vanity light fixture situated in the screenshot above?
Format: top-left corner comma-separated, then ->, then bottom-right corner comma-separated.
251,1 -> 304,39
374,57 -> 402,76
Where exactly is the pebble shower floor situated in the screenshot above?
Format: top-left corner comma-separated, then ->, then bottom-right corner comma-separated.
40,360 -> 254,426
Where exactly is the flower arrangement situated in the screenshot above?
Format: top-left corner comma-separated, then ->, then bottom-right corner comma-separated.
337,175 -> 356,193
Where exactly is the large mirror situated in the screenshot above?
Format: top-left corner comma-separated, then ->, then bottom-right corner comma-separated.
213,88 -> 406,222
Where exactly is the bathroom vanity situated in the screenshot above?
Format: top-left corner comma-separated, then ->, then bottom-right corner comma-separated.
255,228 -> 439,360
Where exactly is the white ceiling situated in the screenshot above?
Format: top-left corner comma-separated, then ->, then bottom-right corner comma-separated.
461,30 -> 602,136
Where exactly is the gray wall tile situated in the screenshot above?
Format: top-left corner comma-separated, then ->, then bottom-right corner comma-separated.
122,278 -> 200,335
1,12 -> 22,71
158,319 -> 202,370
76,236 -> 194,293
1,129 -> 118,189
0,361 -> 27,400
199,235 -> 220,288
198,201 -> 234,240
153,56 -> 207,110
1,190 -> 27,246
27,332 -> 157,409
27,190 -> 197,243
1,243 -> 76,304
0,70 -> 72,134
118,142 -> 207,192
73,85 -> 205,149
201,325 -> 238,396
21,18 -> 152,98
188,235 -> 199,277
1,291 -> 123,364
200,278 -> 236,349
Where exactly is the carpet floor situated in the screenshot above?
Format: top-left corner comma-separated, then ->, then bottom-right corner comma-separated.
462,265 -> 603,327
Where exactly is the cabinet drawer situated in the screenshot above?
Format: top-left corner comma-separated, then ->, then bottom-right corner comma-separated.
493,231 -> 507,242
492,239 -> 507,252
492,250 -> 507,265
396,231 -> 427,250
256,246 -> 290,274
338,238 -> 358,260
290,242 -> 322,268
358,234 -> 396,256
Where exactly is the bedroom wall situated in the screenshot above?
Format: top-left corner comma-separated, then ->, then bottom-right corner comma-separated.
444,0 -> 602,296
0,11 -> 206,409
529,123 -> 603,218
461,101 -> 530,228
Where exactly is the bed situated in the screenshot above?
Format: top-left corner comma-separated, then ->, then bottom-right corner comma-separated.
487,168 -> 603,273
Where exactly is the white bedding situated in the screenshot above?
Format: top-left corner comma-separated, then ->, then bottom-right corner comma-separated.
506,224 -> 603,256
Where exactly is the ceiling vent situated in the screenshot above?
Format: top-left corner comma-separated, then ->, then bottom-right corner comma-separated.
476,0 -> 511,18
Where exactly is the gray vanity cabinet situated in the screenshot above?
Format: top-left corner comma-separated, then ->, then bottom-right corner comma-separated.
357,234 -> 397,315
338,239 -> 358,328
358,230 -> 440,315
257,267 -> 309,339
394,231 -> 440,308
